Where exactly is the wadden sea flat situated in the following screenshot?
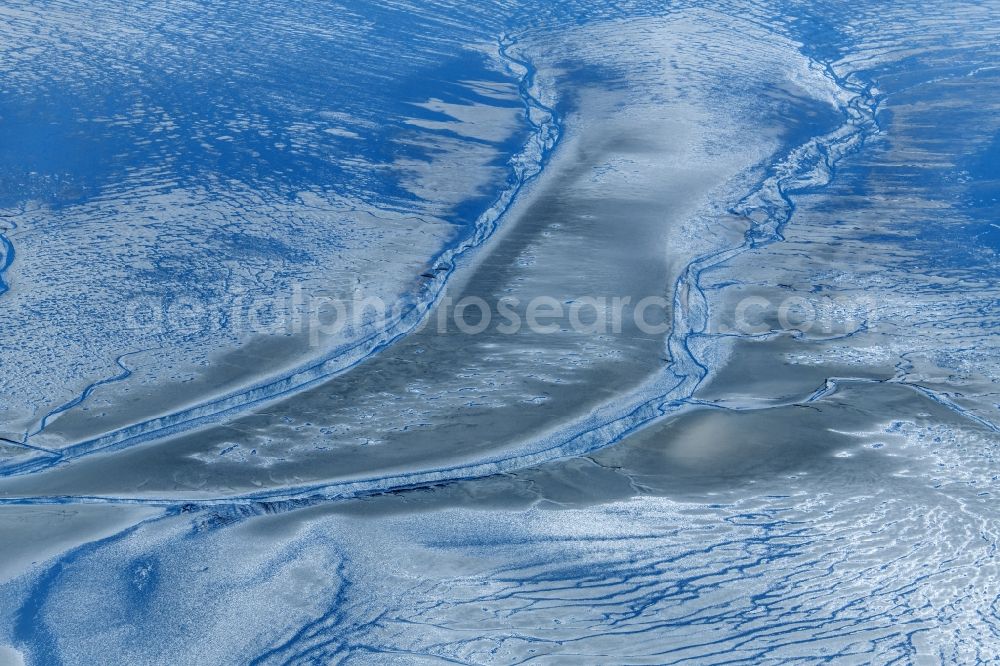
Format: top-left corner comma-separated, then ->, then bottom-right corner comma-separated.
0,1 -> 998,664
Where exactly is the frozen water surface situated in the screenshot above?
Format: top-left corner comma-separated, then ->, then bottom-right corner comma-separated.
0,0 -> 999,663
